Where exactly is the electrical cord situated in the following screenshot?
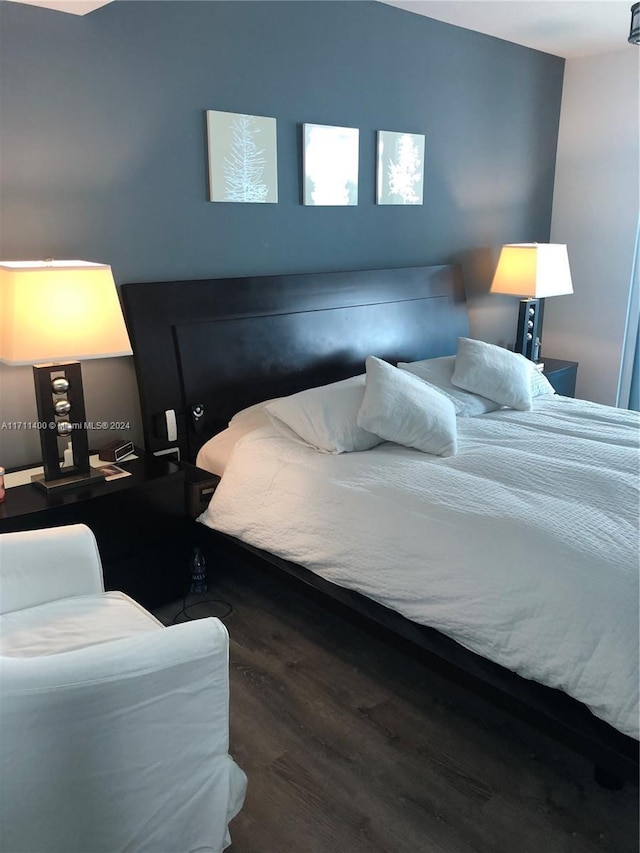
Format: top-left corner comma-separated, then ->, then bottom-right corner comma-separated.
171,592 -> 233,624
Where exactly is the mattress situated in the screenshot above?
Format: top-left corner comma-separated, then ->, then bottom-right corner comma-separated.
199,396 -> 640,738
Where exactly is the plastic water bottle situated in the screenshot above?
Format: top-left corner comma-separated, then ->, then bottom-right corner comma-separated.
190,547 -> 207,594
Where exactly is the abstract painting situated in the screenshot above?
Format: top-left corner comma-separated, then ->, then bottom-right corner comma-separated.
376,130 -> 425,205
303,123 -> 359,206
206,110 -> 278,203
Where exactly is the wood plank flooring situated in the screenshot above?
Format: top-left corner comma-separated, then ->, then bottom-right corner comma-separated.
155,546 -> 639,853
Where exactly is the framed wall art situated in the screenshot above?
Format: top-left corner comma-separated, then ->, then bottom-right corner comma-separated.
206,110 -> 278,203
376,130 -> 425,205
303,123 -> 359,206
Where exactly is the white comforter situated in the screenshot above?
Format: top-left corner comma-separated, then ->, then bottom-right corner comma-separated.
199,397 -> 640,738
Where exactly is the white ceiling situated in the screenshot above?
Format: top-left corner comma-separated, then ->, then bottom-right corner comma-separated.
4,0 -> 636,58
380,0 -> 633,57
4,0 -> 110,13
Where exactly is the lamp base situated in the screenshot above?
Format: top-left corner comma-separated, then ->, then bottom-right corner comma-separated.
515,298 -> 541,361
31,467 -> 105,493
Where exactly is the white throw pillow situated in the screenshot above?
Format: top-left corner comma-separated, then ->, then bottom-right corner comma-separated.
451,338 -> 533,411
398,355 -> 500,416
265,375 -> 382,453
357,356 -> 457,456
531,367 -> 556,397
400,354 -> 555,412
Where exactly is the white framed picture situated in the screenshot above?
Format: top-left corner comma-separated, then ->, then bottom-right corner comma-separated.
206,110 -> 278,203
303,123 -> 359,206
376,130 -> 425,205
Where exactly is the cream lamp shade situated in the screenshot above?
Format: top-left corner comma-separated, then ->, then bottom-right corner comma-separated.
489,243 -> 573,299
0,260 -> 132,365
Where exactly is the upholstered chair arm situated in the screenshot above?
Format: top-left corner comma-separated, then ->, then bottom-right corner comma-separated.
1,616 -> 246,853
0,523 -> 104,614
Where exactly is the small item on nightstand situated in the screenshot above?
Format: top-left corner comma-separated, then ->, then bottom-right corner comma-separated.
99,464 -> 131,481
98,439 -> 135,463
190,547 -> 207,594
0,467 -> 5,502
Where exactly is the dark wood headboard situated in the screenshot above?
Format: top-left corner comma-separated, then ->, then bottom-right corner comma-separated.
121,264 -> 469,463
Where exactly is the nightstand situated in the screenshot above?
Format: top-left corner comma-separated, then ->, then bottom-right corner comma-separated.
0,450 -> 190,609
182,461 -> 220,519
539,358 -> 579,397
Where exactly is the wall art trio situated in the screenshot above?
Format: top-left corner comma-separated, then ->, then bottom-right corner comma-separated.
206,110 -> 425,207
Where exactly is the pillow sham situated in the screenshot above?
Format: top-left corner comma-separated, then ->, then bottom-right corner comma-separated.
357,356 -> 457,456
265,375 -> 382,453
451,338 -> 533,411
397,355 -> 499,416
399,354 -> 555,413
531,366 -> 556,398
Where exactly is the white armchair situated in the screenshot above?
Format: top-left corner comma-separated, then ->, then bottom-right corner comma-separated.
0,523 -> 246,853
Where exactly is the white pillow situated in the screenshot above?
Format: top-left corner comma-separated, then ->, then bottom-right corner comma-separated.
531,367 -> 556,397
451,338 -> 533,411
265,375 -> 382,453
357,356 -> 457,456
399,354 -> 555,412
397,355 -> 500,416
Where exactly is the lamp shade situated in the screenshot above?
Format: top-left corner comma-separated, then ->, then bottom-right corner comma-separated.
489,243 -> 573,299
0,260 -> 132,365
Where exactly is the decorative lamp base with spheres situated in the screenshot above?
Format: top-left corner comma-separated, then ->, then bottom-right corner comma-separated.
31,361 -> 105,492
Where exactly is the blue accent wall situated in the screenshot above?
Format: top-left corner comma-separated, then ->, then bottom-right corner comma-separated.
0,0 -> 564,467
0,0 -> 563,284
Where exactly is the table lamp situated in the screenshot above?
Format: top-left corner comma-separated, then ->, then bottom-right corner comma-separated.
489,243 -> 573,361
0,260 -> 132,491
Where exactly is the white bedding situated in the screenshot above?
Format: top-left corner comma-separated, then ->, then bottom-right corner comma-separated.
199,396 -> 640,738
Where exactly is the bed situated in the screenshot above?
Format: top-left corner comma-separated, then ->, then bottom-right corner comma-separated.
121,264 -> 639,784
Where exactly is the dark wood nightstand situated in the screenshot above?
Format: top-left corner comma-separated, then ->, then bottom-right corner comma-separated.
181,461 -> 220,519
0,450 -> 191,609
539,358 -> 578,398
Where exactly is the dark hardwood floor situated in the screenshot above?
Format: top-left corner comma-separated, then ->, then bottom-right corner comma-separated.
155,543 -> 639,853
